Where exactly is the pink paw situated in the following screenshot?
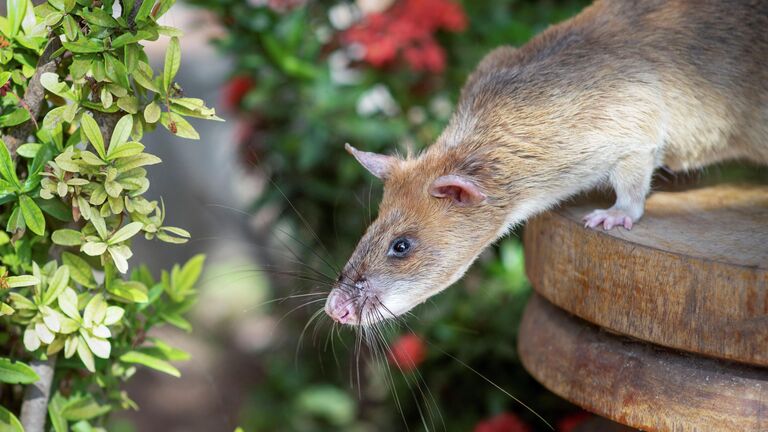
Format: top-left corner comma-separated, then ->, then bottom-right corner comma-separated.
582,208 -> 634,230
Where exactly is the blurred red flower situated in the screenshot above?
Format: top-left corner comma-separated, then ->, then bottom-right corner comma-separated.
388,333 -> 426,371
343,0 -> 467,73
557,411 -> 592,432
474,412 -> 531,432
223,76 -> 255,109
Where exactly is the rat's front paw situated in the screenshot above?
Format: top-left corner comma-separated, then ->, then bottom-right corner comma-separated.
582,208 -> 635,230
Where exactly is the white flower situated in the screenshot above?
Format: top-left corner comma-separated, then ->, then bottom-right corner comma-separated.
356,84 -> 400,117
329,3 -> 361,30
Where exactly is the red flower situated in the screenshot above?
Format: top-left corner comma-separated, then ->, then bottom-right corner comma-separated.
342,0 -> 467,73
474,412 -> 531,432
558,411 -> 592,432
388,333 -> 426,371
223,76 -> 255,109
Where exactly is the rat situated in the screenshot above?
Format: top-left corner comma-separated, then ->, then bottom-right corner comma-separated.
325,0 -> 768,325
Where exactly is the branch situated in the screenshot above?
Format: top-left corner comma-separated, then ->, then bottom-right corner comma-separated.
126,0 -> 144,32
1,36 -> 62,157
19,356 -> 57,432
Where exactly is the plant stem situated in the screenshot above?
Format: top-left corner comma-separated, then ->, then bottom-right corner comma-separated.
19,356 -> 57,432
1,36 -> 62,157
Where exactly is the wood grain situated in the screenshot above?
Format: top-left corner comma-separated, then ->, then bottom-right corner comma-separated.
523,184 -> 768,366
518,294 -> 768,432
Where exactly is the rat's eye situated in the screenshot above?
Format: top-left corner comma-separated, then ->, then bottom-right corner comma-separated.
389,238 -> 412,258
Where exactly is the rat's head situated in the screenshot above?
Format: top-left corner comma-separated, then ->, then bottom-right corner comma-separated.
325,143 -> 504,326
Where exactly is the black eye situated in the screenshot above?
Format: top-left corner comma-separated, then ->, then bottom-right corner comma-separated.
389,238 -> 412,258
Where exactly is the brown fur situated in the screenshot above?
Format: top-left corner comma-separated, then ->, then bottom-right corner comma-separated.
326,0 -> 768,324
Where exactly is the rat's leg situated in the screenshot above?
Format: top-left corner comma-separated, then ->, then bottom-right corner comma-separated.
583,151 -> 654,230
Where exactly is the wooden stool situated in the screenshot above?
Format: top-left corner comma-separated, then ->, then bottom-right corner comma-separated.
517,185 -> 768,431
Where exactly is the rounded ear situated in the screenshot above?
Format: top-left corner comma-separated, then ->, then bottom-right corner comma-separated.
429,175 -> 487,207
345,143 -> 398,180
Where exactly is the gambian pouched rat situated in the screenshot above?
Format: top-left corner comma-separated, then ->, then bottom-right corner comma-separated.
326,0 -> 768,324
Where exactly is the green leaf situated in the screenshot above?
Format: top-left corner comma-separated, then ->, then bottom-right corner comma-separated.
82,241 -> 108,256
109,222 -> 143,244
6,204 -> 25,233
109,114 -> 133,149
0,108 -> 31,128
104,53 -> 130,89
143,101 -> 161,123
116,95 -> 139,114
79,114 -> 105,159
63,38 -> 104,54
0,357 -> 40,384
52,228 -> 82,246
61,394 -> 111,421
0,138 -> 21,189
107,279 -> 148,303
163,36 -> 181,91
81,7 -> 118,28
170,254 -> 205,300
161,112 -> 199,139
62,14 -> 78,40
16,143 -> 40,158
0,404 -> 23,432
62,252 -> 95,288
135,0 -> 156,21
107,141 -> 144,160
49,393 -> 68,432
7,0 -> 27,37
19,194 -> 45,235
120,350 -> 180,377
43,265 -> 70,305
113,153 -> 161,172
6,275 -> 39,288
159,311 -> 191,331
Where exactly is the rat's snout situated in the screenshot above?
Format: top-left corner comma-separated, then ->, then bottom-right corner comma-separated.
325,289 -> 357,324
325,274 -> 369,325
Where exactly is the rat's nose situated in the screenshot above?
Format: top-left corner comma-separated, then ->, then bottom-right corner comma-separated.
325,289 -> 358,324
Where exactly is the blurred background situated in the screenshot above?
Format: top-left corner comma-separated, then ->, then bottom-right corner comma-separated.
94,0 -> 762,431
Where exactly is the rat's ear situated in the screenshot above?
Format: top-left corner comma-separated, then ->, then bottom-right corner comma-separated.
345,143 -> 398,180
429,175 -> 487,207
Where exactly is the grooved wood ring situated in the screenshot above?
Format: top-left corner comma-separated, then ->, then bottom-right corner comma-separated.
523,185 -> 768,366
518,294 -> 768,432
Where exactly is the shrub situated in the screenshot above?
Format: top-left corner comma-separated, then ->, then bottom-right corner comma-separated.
0,0 -> 217,430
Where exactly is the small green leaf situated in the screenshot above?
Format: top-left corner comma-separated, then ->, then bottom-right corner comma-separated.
0,108 -> 31,128
109,222 -> 143,244
16,143 -> 41,158
63,38 -> 104,53
0,404 -> 23,432
163,36 -> 181,91
81,7 -> 118,28
8,0 -> 28,37
160,112 -> 199,139
104,53 -> 130,89
62,14 -> 78,40
110,114 -> 133,149
6,275 -> 39,288
0,357 -> 40,384
49,392 -> 68,432
62,252 -> 96,288
79,114 -> 105,159
107,141 -> 144,160
120,351 -> 181,377
52,229 -> 83,246
61,394 -> 111,420
116,95 -> 139,114
0,139 -> 21,189
43,265 -> 70,306
82,241 -> 108,256
143,101 -> 161,123
19,195 -> 45,235
107,280 -> 148,303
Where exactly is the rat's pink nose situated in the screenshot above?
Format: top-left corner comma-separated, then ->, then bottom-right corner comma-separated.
325,290 -> 357,324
